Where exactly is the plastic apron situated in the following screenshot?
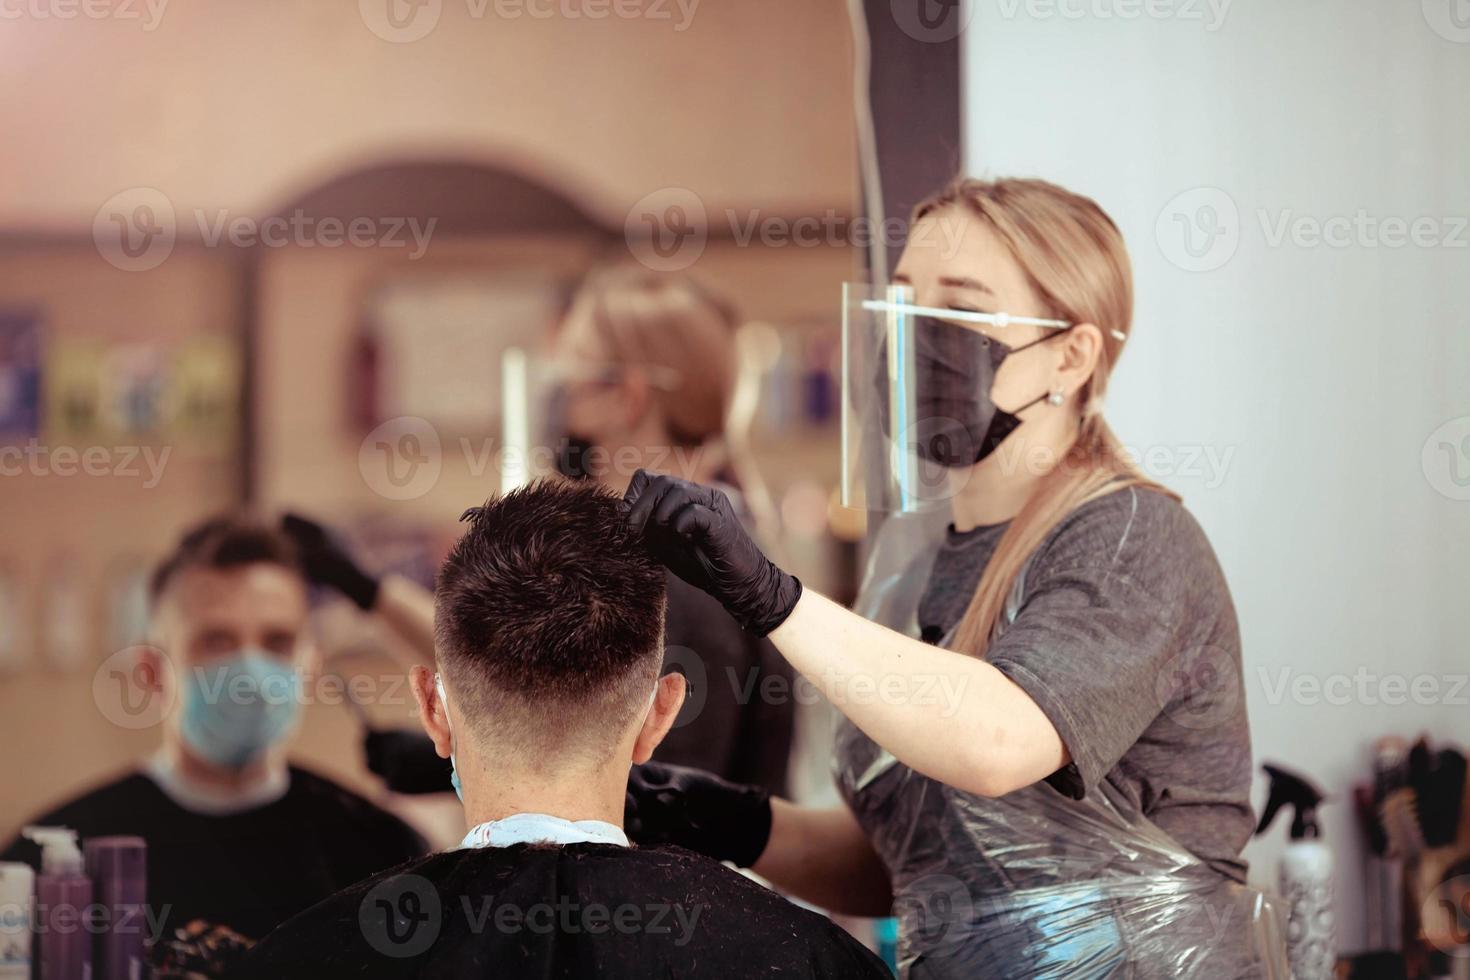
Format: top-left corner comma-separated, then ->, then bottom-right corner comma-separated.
833,510 -> 1289,979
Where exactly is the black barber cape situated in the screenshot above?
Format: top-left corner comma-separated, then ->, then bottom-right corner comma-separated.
1,765 -> 426,943
236,842 -> 890,979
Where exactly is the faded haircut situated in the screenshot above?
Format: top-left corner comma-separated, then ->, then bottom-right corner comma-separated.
434,479 -> 667,760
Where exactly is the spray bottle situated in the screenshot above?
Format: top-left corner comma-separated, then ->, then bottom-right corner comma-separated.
22,827 -> 93,980
1256,763 -> 1334,980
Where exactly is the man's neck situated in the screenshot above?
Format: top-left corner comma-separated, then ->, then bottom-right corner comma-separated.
147,740 -> 291,815
161,738 -> 286,793
459,754 -> 627,831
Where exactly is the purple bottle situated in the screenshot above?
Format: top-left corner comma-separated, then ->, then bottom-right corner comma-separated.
83,838 -> 146,980
20,827 -> 92,980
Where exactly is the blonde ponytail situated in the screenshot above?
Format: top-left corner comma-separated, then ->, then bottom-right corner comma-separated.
918,178 -> 1179,657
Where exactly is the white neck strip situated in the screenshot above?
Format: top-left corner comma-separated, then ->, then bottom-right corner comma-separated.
459,812 -> 629,850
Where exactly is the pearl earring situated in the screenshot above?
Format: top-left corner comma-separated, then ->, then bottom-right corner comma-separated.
1046,389 -> 1066,406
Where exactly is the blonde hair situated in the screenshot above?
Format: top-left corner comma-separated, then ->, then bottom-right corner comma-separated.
916,178 -> 1179,657
565,269 -> 782,549
569,269 -> 737,448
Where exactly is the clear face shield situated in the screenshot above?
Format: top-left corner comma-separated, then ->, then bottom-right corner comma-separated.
840,282 -> 1076,513
499,348 -> 684,491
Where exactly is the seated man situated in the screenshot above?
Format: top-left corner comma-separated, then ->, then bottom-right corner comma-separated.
1,517 -> 427,964
240,480 -> 887,979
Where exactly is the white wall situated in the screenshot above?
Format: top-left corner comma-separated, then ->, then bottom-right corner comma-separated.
963,0 -> 1470,953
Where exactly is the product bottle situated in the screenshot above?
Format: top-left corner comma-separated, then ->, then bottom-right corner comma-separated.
0,862 -> 34,980
1256,763 -> 1334,980
22,827 -> 93,980
83,837 -> 146,980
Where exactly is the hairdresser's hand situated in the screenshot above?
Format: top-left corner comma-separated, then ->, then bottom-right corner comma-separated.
281,513 -> 380,611
623,470 -> 801,637
624,761 -> 773,868
363,729 -> 454,796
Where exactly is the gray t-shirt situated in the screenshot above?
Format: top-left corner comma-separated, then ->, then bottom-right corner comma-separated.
917,485 -> 1254,882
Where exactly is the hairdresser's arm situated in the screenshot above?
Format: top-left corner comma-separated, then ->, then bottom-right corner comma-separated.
753,800 -> 893,917
281,514 -> 436,669
624,472 -> 1067,799
625,762 -> 891,916
770,591 -> 1066,798
372,574 -> 437,669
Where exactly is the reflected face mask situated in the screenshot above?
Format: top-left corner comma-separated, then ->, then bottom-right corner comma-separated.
180,648 -> 301,769
878,315 -> 1072,469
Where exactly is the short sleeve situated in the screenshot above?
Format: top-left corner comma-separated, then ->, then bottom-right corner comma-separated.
983,488 -> 1190,798
988,571 -> 1178,798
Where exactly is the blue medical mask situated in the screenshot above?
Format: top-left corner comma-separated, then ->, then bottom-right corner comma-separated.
434,673 -> 463,802
180,649 -> 301,769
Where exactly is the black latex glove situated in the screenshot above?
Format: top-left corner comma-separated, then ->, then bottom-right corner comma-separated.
281,513 -> 380,611
363,729 -> 455,795
624,761 -> 773,868
623,470 -> 801,637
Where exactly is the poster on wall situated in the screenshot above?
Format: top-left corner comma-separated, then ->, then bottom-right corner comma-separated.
44,336 -> 241,453
169,337 -> 241,450
363,275 -> 563,433
44,339 -> 108,444
0,310 -> 42,440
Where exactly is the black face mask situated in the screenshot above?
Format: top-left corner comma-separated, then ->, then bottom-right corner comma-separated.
544,383 -> 597,481
554,432 -> 597,481
876,315 -> 1071,469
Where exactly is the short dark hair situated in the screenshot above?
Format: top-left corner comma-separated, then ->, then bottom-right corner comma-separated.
435,479 -> 666,753
150,516 -> 303,607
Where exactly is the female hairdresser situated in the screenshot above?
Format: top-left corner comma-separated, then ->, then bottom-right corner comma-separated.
624,178 -> 1281,978
283,273 -> 796,798
550,269 -> 796,795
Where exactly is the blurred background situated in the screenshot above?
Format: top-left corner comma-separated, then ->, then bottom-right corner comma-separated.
2,0 -> 1468,969
0,0 -> 865,828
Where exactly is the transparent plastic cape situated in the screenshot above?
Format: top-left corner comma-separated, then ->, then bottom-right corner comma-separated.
835,511 -> 1288,979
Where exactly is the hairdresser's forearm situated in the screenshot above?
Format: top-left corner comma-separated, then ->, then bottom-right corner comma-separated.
374,574 -> 438,669
768,590 -> 1067,798
752,800 -> 892,917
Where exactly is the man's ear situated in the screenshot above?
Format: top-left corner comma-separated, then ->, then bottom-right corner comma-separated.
295,637 -> 323,692
411,665 -> 452,760
134,644 -> 168,694
631,672 -> 686,765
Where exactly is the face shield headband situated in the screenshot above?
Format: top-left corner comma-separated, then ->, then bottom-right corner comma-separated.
844,284 -> 1117,512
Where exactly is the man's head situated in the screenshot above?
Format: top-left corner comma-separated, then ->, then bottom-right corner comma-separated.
414,479 -> 683,795
142,517 -> 315,768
